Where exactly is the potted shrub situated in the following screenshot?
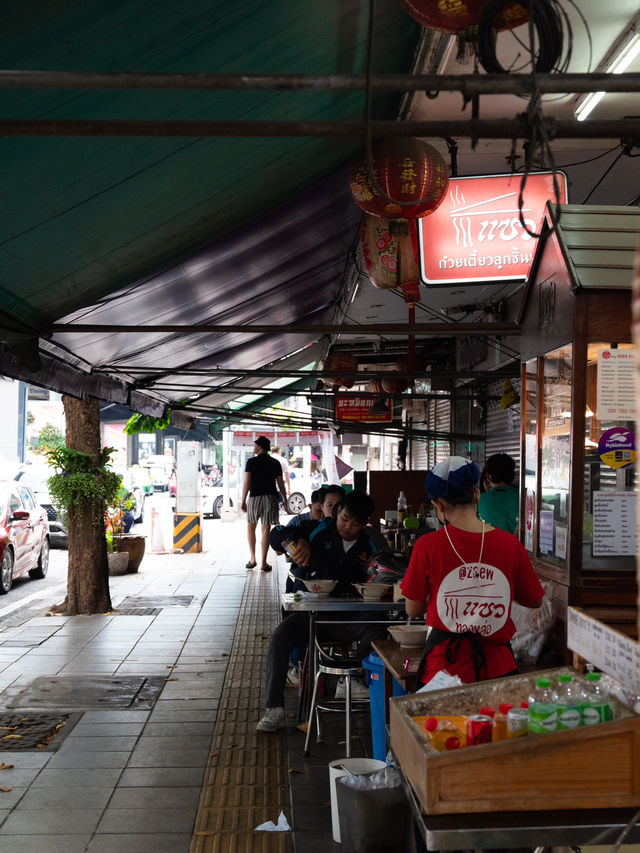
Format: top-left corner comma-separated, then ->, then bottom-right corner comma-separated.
104,502 -> 129,575
47,445 -> 124,574
105,487 -> 146,574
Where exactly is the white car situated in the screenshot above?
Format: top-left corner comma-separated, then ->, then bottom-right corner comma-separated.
201,479 -> 233,519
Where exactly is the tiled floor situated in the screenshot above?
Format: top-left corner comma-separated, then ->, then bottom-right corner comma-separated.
0,517 -> 377,852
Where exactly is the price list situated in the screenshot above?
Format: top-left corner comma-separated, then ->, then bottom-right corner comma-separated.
567,607 -> 639,692
596,349 -> 638,419
592,491 -> 637,556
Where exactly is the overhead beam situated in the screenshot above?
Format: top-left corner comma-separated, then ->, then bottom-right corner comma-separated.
50,321 -> 520,335
4,118 -> 638,139
0,70 -> 638,96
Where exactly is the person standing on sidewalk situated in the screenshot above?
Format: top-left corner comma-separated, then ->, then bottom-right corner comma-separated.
241,436 -> 288,572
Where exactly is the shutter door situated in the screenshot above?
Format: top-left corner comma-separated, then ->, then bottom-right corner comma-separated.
484,378 -> 521,475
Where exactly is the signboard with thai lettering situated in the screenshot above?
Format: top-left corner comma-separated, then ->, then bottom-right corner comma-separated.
335,396 -> 393,423
418,172 -> 568,286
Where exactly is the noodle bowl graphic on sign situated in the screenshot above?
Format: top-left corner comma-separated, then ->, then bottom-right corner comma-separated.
436,563 -> 510,636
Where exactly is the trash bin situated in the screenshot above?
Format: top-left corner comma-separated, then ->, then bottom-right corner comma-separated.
336,768 -> 412,852
362,652 -> 407,761
328,757 -> 386,843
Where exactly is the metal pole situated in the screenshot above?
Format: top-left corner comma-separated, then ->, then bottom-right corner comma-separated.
2,117 -> 639,139
0,70 -> 638,96
50,321 -> 521,335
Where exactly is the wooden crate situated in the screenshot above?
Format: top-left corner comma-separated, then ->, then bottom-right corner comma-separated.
390,667 -> 640,815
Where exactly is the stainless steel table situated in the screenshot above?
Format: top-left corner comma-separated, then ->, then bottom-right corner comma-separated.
280,592 -> 404,719
401,769 -> 640,850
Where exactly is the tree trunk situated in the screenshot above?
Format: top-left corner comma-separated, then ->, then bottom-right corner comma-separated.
55,396 -> 112,615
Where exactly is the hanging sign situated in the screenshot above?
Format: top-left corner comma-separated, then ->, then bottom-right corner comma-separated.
598,427 -> 637,469
418,171 -> 568,286
335,396 -> 392,423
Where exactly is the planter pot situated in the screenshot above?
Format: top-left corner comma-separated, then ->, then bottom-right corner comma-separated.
118,534 -> 146,573
107,551 -> 129,576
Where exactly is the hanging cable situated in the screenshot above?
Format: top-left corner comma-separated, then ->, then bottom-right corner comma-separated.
477,0 -> 563,74
581,149 -> 624,203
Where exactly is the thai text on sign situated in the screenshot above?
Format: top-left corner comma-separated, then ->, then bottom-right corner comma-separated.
418,171 -> 567,286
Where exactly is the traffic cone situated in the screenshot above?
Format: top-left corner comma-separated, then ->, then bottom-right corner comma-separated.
150,506 -> 170,554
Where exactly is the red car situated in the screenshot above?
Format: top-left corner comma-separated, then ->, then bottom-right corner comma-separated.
0,480 -> 50,594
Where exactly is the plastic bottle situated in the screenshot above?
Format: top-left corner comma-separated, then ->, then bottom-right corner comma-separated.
528,676 -> 557,734
553,674 -> 581,730
397,491 -> 407,523
493,703 -> 514,741
506,703 -> 529,738
581,672 -> 612,726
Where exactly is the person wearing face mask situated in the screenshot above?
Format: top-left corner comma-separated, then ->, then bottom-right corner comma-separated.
401,457 -> 545,688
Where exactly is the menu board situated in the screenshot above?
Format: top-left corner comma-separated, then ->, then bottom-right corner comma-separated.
567,607 -> 639,692
596,349 -> 638,419
592,491 -> 637,556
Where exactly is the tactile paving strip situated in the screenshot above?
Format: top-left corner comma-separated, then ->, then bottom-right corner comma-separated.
191,567 -> 293,853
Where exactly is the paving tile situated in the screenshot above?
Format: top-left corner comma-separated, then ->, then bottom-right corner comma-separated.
70,721 -> 146,737
97,806 -> 196,834
46,751 -> 129,769
80,710 -> 150,723
87,833 -> 192,852
31,768 -> 123,788
142,721 -> 214,737
152,699 -> 219,710
109,785 -> 201,810
0,807 -> 103,834
0,787 -> 26,808
17,785 -> 113,810
0,834 -> 93,852
127,747 -> 209,768
0,768 -> 44,787
147,708 -> 218,723
130,735 -> 210,752
58,735 -> 139,752
0,752 -> 51,769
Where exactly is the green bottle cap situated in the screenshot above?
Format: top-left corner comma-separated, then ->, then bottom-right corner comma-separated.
535,677 -> 551,688
557,674 -> 573,683
585,672 -> 601,682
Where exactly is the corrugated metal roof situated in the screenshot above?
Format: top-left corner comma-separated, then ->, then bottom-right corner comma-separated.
550,204 -> 640,291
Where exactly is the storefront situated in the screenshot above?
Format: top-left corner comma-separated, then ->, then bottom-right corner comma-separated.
517,203 -> 640,647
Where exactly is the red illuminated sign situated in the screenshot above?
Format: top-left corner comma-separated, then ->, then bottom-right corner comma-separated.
418,171 -> 567,286
335,396 -> 392,423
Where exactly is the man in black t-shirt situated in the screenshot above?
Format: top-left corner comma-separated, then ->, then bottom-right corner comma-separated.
241,436 -> 287,572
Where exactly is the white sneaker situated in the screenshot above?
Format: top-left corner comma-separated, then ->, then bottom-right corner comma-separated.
256,707 -> 286,732
335,677 -> 369,700
286,666 -> 299,687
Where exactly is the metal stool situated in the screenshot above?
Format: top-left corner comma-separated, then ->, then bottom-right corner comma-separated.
303,638 -> 368,757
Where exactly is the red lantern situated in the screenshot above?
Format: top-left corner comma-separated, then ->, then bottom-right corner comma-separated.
368,379 -> 384,394
323,352 -> 358,390
381,375 -> 410,395
360,216 -> 420,294
350,138 -> 449,224
402,0 -> 528,34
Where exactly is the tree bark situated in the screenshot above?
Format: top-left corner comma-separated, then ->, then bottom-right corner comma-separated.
54,396 -> 112,615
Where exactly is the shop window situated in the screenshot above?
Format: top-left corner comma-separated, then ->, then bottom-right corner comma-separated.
523,358 -> 538,553
539,344 -> 572,566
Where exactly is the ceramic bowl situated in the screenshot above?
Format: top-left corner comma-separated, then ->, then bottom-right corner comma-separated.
301,578 -> 338,597
388,624 -> 429,648
352,583 -> 392,601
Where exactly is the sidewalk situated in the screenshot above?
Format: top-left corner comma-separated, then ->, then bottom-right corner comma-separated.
0,519 -> 252,852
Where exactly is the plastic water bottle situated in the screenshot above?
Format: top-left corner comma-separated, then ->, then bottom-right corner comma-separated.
397,491 -> 407,523
581,672 -> 612,725
528,676 -> 557,734
553,674 -> 581,730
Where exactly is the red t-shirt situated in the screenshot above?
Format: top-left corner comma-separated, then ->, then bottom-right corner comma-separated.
401,526 -> 545,684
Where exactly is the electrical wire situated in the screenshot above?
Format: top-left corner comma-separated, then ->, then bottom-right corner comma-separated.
477,0 -> 563,74
581,149 -> 624,204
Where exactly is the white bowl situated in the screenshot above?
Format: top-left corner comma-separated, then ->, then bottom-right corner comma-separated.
388,625 -> 429,648
353,583 -> 392,601
302,578 -> 338,597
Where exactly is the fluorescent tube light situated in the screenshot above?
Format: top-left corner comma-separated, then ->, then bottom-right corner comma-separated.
576,30 -> 640,121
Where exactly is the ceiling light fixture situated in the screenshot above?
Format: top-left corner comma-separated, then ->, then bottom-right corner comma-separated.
575,26 -> 640,122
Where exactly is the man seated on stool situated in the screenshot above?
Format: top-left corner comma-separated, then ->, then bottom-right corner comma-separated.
256,490 -> 388,733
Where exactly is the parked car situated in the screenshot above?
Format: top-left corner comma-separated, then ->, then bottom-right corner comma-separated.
140,455 -> 175,492
129,465 -> 154,497
12,463 -> 68,548
0,480 -> 50,594
115,469 -> 146,524
201,479 -> 233,519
